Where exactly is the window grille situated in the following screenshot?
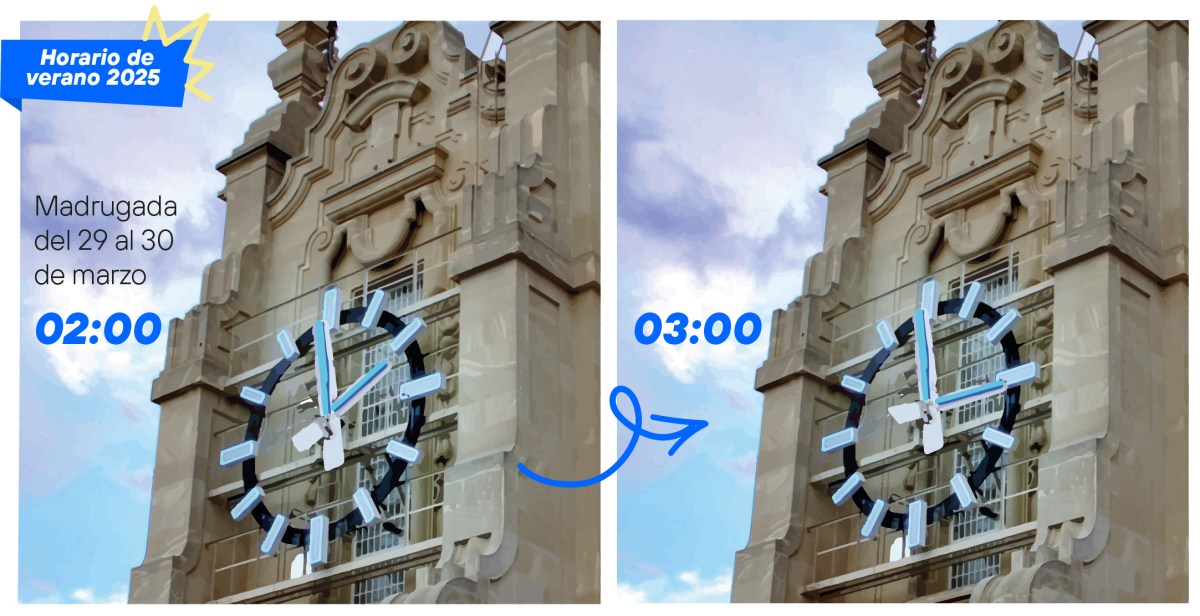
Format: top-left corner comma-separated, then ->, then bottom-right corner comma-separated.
953,265 -> 1014,426
947,260 -> 1014,588
358,265 -> 423,440
352,265 -> 423,603
949,441 -> 1005,587
351,569 -> 405,604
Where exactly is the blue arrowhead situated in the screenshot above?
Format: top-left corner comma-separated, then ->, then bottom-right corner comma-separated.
648,414 -> 708,456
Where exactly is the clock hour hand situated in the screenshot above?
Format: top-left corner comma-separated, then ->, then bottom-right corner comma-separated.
934,379 -> 1006,412
322,414 -> 345,471
933,361 -> 1040,413
922,412 -> 944,454
332,359 -> 392,418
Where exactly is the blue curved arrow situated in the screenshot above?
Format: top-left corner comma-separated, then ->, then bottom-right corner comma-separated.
517,385 -> 707,488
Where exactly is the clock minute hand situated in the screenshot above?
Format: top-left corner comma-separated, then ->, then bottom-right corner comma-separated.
313,319 -> 338,417
916,306 -> 946,454
924,317 -> 940,401
292,318 -> 342,454
913,278 -> 948,454
915,277 -> 941,401
913,308 -> 938,402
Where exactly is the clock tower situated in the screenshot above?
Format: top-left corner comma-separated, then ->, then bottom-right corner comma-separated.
732,20 -> 1187,602
130,20 -> 601,604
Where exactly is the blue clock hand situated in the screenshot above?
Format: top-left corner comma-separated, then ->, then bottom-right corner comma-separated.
934,361 -> 1039,411
916,278 -> 940,401
332,359 -> 392,417
914,278 -> 946,454
313,319 -> 337,416
934,379 -> 1006,410
297,321 -> 377,462
913,309 -> 935,402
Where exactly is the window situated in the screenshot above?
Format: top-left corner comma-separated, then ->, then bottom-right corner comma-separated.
351,452 -> 408,603
351,264 -> 423,604
351,569 -> 405,604
358,264 -> 424,440
953,263 -> 1014,426
948,259 -> 1014,588
949,441 -> 1004,587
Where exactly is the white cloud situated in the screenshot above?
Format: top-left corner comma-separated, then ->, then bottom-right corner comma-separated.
26,584 -> 128,604
70,585 -> 128,604
627,140 -> 691,202
632,264 -> 806,385
619,23 -> 875,241
618,569 -> 732,603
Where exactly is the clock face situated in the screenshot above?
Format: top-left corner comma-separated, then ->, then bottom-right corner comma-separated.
218,286 -> 444,565
820,278 -> 1039,550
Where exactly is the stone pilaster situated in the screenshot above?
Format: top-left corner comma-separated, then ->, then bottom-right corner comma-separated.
406,21 -> 601,604
975,20 -> 1188,603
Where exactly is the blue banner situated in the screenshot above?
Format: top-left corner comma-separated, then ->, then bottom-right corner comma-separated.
1,39 -> 188,110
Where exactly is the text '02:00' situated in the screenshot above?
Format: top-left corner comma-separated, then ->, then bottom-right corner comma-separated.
35,311 -> 162,345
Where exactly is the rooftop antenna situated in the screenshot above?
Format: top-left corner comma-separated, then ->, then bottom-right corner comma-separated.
921,20 -> 938,72
324,21 -> 340,70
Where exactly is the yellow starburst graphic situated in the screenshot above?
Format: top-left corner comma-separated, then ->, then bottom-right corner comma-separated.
141,5 -> 214,102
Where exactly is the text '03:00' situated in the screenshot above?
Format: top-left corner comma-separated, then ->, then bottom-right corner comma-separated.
634,312 -> 763,346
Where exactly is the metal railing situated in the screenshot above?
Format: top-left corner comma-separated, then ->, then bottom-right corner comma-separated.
808,418 -> 1047,598
206,429 -> 451,602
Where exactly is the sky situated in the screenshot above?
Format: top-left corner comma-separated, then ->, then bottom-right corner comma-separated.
17,19 -> 495,604
614,20 -> 1086,603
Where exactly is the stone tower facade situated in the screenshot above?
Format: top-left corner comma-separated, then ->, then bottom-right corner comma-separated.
130,20 -> 600,604
732,20 -> 1186,602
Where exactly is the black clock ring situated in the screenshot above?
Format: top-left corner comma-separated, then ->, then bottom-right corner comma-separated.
838,297 -> 1023,531
230,306 -> 428,547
